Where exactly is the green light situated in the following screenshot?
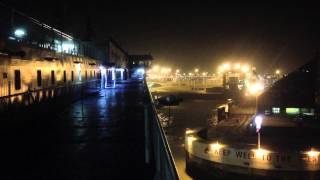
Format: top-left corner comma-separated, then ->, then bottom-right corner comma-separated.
286,108 -> 300,115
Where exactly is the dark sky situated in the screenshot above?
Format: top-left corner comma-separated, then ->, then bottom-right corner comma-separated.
2,1 -> 320,73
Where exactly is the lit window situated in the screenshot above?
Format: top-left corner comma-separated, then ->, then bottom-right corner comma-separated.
286,108 -> 300,115
272,107 -> 280,114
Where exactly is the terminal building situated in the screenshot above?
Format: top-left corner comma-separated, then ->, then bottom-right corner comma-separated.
0,4 -> 153,106
257,57 -> 319,118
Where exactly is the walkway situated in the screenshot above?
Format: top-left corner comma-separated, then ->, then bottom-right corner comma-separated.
0,80 -> 152,179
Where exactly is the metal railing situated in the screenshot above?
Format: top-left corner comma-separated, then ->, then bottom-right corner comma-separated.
0,80 -> 100,112
0,2 -> 106,62
144,79 -> 180,180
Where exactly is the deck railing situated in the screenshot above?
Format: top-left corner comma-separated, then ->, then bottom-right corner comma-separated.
144,79 -> 180,180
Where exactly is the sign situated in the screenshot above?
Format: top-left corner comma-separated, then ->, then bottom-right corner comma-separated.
186,136 -> 320,171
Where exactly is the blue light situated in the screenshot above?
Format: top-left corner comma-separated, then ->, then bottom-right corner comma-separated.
137,68 -> 145,74
14,29 -> 26,38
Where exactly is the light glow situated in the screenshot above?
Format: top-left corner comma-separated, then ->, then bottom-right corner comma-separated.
187,135 -> 197,145
248,82 -> 264,95
211,142 -> 224,151
223,64 -> 231,71
153,65 -> 159,72
241,65 -> 249,73
252,148 -> 270,159
307,150 -> 320,158
254,115 -> 263,132
234,63 -> 241,70
14,29 -> 26,38
185,129 -> 194,135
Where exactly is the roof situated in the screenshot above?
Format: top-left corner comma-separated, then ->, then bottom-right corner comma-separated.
128,54 -> 153,61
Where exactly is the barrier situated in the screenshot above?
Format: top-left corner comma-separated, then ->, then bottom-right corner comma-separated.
144,79 -> 180,180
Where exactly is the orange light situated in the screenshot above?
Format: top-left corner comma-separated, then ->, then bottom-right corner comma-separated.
252,148 -> 269,159
211,142 -> 224,151
307,150 -> 320,158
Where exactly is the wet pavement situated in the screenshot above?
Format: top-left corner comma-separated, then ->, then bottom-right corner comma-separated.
0,80 -> 151,179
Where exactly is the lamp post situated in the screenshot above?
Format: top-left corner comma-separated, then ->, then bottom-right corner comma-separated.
255,115 -> 263,149
248,82 -> 263,113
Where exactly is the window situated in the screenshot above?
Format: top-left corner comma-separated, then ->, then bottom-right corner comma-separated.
3,72 -> 8,79
71,71 -> 74,82
272,107 -> 280,114
37,70 -> 42,87
63,70 -> 67,83
286,108 -> 300,115
51,70 -> 55,85
14,70 -> 21,90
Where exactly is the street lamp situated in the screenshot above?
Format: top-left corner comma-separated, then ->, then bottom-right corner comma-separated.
248,82 -> 264,113
153,65 -> 159,72
275,69 -> 280,75
254,115 -> 263,149
241,65 -> 249,73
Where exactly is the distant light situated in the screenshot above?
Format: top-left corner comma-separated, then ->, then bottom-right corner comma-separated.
234,63 -> 241,70
276,69 -> 280,74
223,64 -> 231,71
137,68 -> 145,74
307,150 -> 320,158
14,29 -> 26,38
241,65 -> 249,73
194,68 -> 199,73
153,65 -> 159,72
255,115 -> 263,132
116,68 -> 125,72
176,69 -> 180,73
99,66 -> 106,70
185,129 -> 194,135
248,82 -> 264,95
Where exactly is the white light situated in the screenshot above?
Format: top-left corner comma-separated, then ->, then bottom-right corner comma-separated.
116,68 -> 125,72
153,65 -> 159,72
255,115 -> 263,132
62,41 -> 75,53
223,64 -> 231,71
14,29 -> 26,38
137,68 -> 145,74
241,65 -> 249,73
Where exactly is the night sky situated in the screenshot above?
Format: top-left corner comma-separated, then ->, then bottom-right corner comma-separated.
2,1 -> 320,73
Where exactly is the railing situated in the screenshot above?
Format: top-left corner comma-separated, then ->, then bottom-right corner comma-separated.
144,79 -> 180,180
0,2 -> 106,62
0,80 -> 100,113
